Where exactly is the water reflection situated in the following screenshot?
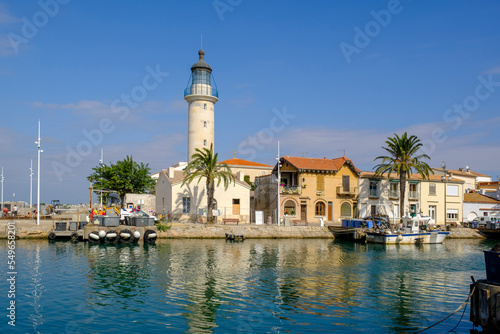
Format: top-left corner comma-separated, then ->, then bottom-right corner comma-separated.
26,244 -> 45,333
0,238 -> 492,333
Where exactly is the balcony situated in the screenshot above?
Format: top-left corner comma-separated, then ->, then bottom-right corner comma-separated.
389,190 -> 399,199
184,85 -> 219,98
409,191 -> 419,200
337,186 -> 358,196
280,186 -> 301,195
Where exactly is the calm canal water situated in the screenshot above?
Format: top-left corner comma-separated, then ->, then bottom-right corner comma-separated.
1,238 -> 495,333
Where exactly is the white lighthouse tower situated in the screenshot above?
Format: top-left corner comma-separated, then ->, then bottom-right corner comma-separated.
184,49 -> 218,162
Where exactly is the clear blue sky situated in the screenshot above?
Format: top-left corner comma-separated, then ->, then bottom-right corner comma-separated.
1,0 -> 499,204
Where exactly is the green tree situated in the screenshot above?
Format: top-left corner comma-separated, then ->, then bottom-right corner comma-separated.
87,155 -> 155,208
182,144 -> 236,223
373,133 -> 433,220
243,175 -> 254,191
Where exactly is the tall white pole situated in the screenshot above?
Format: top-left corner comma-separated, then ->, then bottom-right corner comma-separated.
277,141 -> 280,226
1,166 -> 4,210
99,149 -> 103,209
36,120 -> 42,225
30,159 -> 33,208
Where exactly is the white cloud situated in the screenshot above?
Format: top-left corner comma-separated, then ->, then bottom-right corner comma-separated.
484,66 -> 500,75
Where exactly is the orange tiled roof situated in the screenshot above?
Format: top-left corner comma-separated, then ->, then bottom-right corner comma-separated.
279,156 -> 361,173
464,192 -> 500,203
218,158 -> 272,168
360,171 -> 464,183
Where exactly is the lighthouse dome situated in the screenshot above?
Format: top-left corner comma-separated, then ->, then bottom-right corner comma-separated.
190,49 -> 212,72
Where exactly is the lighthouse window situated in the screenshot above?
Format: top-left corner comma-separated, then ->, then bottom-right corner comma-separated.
204,140 -> 207,146
204,121 -> 207,128
203,104 -> 207,110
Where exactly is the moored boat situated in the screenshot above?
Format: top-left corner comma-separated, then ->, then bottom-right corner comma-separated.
366,215 -> 449,244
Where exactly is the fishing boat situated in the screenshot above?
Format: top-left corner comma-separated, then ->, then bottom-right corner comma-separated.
366,214 -> 449,244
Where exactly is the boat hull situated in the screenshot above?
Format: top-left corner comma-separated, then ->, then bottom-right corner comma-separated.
366,231 -> 449,244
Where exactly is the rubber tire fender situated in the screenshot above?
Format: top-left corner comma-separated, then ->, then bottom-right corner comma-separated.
144,229 -> 157,243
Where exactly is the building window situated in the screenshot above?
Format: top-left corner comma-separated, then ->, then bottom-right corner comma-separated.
316,175 -> 325,192
369,181 -> 378,197
203,139 -> 207,147
182,197 -> 190,214
390,182 -> 399,198
203,103 -> 207,110
284,200 -> 296,216
446,184 -> 459,196
315,202 -> 325,216
371,205 -> 377,216
341,202 -> 352,217
409,183 -> 418,199
447,209 -> 459,220
429,183 -> 436,195
342,175 -> 350,192
204,121 -> 207,128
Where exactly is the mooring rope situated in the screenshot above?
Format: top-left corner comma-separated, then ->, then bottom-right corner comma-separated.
413,284 -> 476,333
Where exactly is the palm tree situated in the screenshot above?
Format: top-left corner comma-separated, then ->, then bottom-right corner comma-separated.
182,144 -> 236,223
373,132 -> 433,220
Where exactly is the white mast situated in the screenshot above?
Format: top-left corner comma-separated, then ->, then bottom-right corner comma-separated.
277,141 -> 281,226
35,120 -> 42,225
1,166 -> 4,211
30,159 -> 33,208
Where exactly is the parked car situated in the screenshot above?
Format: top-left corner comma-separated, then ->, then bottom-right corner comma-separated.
120,208 -> 158,222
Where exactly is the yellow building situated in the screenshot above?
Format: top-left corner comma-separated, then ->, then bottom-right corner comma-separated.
256,156 -> 360,224
359,172 -> 464,225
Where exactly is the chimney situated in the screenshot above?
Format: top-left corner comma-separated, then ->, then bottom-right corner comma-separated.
237,171 -> 245,182
168,167 -> 175,179
459,168 -> 463,172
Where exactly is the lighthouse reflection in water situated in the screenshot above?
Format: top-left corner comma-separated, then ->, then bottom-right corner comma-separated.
0,238 -> 490,333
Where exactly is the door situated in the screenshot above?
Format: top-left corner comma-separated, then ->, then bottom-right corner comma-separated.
328,202 -> 333,221
232,199 -> 240,215
410,204 -> 417,217
429,206 -> 436,221
301,204 -> 307,220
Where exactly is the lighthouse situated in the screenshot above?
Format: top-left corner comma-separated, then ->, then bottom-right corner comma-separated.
184,49 -> 218,162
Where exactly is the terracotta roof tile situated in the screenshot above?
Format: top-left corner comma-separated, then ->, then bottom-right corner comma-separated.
464,192 -> 500,203
279,156 -> 361,173
218,158 -> 272,168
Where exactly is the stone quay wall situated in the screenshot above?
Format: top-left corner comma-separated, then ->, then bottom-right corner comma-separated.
0,219 -> 487,240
